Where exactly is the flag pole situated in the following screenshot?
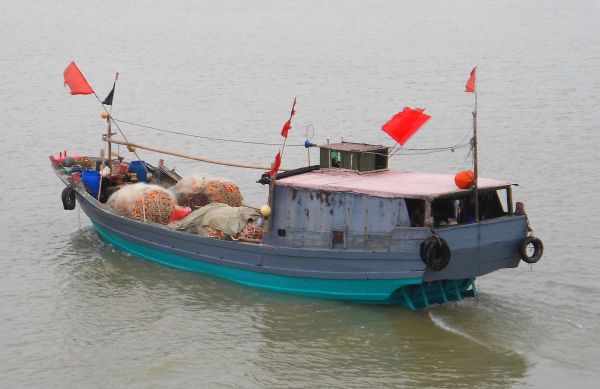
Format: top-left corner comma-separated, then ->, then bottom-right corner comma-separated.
106,73 -> 118,172
473,91 -> 479,222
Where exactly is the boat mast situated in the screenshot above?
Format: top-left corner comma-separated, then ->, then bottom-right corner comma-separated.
106,114 -> 113,170
473,91 -> 479,222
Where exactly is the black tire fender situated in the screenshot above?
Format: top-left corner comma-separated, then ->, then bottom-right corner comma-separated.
61,186 -> 76,210
519,236 -> 543,264
420,236 -> 451,271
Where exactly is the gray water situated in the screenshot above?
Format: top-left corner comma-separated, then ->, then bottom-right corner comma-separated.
1,0 -> 599,387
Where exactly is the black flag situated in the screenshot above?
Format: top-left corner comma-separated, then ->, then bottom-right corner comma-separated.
102,72 -> 119,105
102,83 -> 115,105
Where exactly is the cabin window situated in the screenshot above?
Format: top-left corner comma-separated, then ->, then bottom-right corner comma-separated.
405,199 -> 425,227
431,190 -> 506,226
479,191 -> 505,219
374,153 -> 387,170
330,151 -> 342,168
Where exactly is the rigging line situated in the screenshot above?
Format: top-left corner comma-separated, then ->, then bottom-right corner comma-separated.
388,142 -> 471,158
357,142 -> 469,158
112,118 -> 306,147
391,143 -> 471,156
391,144 -> 471,156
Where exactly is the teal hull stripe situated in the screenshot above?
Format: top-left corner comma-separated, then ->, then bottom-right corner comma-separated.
93,223 -> 423,303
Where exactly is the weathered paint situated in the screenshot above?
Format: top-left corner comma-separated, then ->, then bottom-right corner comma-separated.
266,186 -> 412,249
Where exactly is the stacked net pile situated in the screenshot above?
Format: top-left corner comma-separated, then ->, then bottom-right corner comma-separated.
106,183 -> 176,225
235,221 -> 263,240
204,221 -> 263,241
170,176 -> 243,209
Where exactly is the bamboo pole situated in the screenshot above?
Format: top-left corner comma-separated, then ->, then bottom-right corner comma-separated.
473,92 -> 479,222
104,137 -> 286,171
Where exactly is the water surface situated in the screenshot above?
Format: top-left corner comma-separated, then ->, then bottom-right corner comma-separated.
1,0 -> 599,387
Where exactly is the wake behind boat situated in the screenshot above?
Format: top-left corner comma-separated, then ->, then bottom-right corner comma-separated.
52,62 -> 543,310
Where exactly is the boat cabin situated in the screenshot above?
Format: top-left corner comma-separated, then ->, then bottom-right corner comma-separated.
265,142 -> 513,250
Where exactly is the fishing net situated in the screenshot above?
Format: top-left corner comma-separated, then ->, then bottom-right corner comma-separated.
205,221 -> 263,241
235,221 -> 263,241
106,183 -> 176,224
170,176 -> 243,209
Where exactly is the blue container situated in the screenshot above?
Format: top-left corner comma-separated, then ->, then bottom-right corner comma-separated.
128,160 -> 148,183
81,169 -> 101,198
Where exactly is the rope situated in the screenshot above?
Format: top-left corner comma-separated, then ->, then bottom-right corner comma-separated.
108,115 -> 473,160
112,118 -> 306,147
391,143 -> 471,156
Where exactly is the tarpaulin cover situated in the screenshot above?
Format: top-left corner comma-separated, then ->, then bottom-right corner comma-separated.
168,203 -> 260,236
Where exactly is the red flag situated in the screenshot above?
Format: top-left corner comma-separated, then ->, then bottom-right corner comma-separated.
267,152 -> 282,177
381,107 -> 431,145
280,119 -> 292,139
465,67 -> 476,93
280,97 -> 297,138
63,61 -> 94,95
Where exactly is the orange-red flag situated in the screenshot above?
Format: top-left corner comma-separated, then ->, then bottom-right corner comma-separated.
381,107 -> 431,146
280,119 -> 292,139
465,67 -> 476,93
280,97 -> 297,138
63,61 -> 94,95
267,152 -> 282,177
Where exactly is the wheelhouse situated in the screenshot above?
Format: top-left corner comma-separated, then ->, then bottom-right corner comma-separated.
265,141 -> 515,250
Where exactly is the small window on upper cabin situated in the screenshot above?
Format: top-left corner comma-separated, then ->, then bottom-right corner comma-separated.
330,151 -> 341,168
374,153 -> 387,170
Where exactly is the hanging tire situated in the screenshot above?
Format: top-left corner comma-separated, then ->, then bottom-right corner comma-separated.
61,187 -> 76,210
519,236 -> 543,264
420,236 -> 451,271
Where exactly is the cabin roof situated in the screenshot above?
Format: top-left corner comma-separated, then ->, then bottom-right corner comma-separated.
318,142 -> 387,152
276,168 -> 511,200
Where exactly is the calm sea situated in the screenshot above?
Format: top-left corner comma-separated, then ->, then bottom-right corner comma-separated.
1,0 -> 599,387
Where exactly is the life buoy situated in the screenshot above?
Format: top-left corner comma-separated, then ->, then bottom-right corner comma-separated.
61,187 -> 76,210
420,236 -> 451,271
519,236 -> 543,264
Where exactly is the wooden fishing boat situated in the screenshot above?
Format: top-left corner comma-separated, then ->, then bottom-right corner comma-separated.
52,63 -> 543,310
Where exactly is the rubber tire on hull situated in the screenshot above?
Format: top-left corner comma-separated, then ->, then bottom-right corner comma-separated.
420,236 -> 451,271
519,236 -> 543,264
61,187 -> 76,210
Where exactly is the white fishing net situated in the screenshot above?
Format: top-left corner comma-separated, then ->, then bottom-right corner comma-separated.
106,183 -> 177,224
170,176 -> 243,209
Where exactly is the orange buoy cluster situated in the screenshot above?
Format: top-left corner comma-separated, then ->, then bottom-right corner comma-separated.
454,170 -> 474,189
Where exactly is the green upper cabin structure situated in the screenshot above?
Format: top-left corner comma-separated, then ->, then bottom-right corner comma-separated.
319,142 -> 389,172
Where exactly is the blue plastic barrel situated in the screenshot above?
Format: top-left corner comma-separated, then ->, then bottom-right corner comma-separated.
81,169 -> 101,198
128,160 -> 148,183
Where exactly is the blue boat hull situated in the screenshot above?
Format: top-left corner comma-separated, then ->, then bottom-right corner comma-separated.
93,222 -> 475,308
93,222 -> 423,302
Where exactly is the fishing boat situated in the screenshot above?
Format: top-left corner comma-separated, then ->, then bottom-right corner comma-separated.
52,63 -> 543,310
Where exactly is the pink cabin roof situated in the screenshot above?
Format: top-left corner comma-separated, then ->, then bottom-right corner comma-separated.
276,169 -> 511,200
